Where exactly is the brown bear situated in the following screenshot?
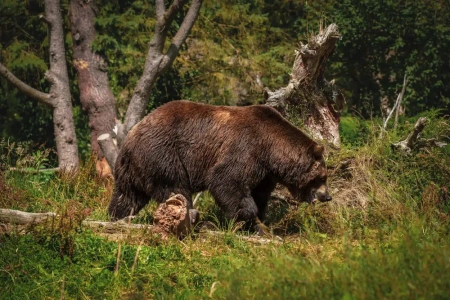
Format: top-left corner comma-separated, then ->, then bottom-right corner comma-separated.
108,100 -> 331,234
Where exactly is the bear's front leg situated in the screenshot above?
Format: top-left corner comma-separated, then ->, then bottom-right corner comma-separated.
209,183 -> 258,223
210,185 -> 281,239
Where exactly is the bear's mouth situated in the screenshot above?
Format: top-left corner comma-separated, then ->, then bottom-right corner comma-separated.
288,186 -> 317,204
309,189 -> 318,204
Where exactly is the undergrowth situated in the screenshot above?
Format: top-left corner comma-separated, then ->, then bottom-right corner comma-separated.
0,112 -> 449,299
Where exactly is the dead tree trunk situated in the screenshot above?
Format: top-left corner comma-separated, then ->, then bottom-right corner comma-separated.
265,23 -> 344,149
0,0 -> 79,173
69,0 -> 117,176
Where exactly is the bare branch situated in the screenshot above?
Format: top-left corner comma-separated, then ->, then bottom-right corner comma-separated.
391,117 -> 427,153
124,0 -> 203,135
0,209 -> 57,225
382,74 -> 408,133
153,0 -> 187,53
163,0 -> 187,25
155,0 -> 165,19
406,117 -> 427,149
394,75 -> 408,129
163,0 -> 204,68
0,62 -> 53,106
0,209 -> 281,245
8,167 -> 59,173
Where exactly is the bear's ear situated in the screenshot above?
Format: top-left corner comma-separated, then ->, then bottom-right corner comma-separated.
312,144 -> 324,159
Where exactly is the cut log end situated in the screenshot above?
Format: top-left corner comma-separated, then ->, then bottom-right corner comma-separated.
153,194 -> 199,239
97,133 -> 111,141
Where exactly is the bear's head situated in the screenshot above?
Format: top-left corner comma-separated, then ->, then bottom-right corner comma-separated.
288,144 -> 332,203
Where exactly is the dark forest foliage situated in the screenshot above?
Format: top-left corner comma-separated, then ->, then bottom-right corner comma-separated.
1,0 -> 449,156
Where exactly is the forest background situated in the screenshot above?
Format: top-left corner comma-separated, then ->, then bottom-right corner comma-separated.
1,0 -> 449,159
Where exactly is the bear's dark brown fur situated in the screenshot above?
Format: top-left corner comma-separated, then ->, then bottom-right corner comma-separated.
108,100 -> 331,225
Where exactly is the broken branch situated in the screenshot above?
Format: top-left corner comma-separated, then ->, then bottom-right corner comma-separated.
97,133 -> 119,174
0,208 -> 281,245
391,117 -> 427,153
0,63 -> 54,106
381,74 -> 408,136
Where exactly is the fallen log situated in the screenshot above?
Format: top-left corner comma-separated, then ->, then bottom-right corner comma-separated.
0,197 -> 281,245
0,209 -> 57,225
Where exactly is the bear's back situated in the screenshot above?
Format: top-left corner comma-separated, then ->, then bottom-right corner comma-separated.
136,100 -> 313,148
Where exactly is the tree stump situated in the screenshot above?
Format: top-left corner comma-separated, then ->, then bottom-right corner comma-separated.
265,23 -> 344,148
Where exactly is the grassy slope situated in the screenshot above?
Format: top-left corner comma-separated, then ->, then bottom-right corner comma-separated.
0,115 -> 449,299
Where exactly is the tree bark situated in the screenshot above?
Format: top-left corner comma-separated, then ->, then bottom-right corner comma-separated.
0,0 -> 79,173
69,0 -> 117,161
265,23 -> 344,149
99,0 -> 204,170
45,0 -> 79,172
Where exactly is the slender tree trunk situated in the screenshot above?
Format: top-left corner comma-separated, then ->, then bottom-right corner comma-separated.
69,0 -> 117,163
99,0 -> 204,171
46,0 -> 79,172
45,0 -> 78,170
123,0 -> 204,134
0,0 -> 79,172
265,23 -> 344,149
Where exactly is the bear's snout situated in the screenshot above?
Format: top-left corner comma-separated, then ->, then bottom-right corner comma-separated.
315,184 -> 332,202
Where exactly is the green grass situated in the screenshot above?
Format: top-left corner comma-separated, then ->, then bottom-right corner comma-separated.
0,114 -> 449,299
1,219 -> 449,299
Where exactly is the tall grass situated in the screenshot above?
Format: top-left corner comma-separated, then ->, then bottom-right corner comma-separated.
0,112 -> 449,299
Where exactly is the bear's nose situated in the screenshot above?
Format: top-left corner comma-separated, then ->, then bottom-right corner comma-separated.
326,195 -> 332,201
